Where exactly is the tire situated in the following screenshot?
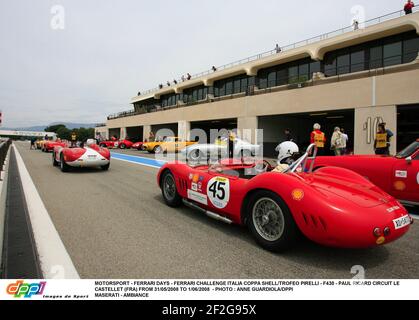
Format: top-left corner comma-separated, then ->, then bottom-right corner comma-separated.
52,153 -> 58,167
60,154 -> 70,172
188,149 -> 205,162
101,163 -> 110,171
100,144 -> 107,148
246,190 -> 298,252
161,171 -> 182,207
154,146 -> 163,154
120,144 -> 126,149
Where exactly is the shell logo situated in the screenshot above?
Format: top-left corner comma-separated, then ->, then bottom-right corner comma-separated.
394,181 -> 406,191
292,189 -> 305,201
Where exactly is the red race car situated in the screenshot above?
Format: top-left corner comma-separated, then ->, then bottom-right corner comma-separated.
312,139 -> 419,207
99,139 -> 134,149
53,140 -> 111,172
157,145 -> 412,252
132,141 -> 144,150
42,140 -> 67,152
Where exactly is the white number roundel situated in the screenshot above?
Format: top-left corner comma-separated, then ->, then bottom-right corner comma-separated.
207,177 -> 230,209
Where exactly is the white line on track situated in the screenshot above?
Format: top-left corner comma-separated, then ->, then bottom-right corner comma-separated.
12,144 -> 80,279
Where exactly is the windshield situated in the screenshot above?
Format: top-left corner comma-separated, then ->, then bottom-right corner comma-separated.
396,141 -> 419,159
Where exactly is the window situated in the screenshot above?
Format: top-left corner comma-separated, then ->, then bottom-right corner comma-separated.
350,50 -> 365,72
337,54 -> 350,74
324,54 -> 337,76
370,46 -> 383,69
288,66 -> 299,84
240,77 -> 248,92
299,63 -> 309,82
267,71 -> 276,87
233,79 -> 241,94
225,81 -> 233,95
277,68 -> 288,85
383,42 -> 402,67
403,37 -> 419,63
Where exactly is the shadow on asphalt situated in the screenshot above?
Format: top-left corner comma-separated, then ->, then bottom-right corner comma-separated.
152,195 -> 390,273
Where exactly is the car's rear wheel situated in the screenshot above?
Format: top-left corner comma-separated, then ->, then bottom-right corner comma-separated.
247,190 -> 298,252
60,154 -> 70,172
101,163 -> 110,171
120,144 -> 126,149
161,171 -> 182,207
52,153 -> 58,166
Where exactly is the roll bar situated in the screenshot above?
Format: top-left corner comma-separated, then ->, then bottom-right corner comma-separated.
285,143 -> 318,174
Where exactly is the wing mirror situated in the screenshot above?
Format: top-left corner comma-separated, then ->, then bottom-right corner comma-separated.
406,156 -> 413,164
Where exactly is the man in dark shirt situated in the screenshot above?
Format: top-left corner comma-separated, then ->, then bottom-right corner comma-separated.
404,0 -> 415,14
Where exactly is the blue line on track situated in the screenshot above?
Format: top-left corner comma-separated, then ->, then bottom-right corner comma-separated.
111,152 -> 165,169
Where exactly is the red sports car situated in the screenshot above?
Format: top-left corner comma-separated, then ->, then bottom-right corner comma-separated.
157,145 -> 412,252
312,139 -> 419,207
53,140 -> 111,172
42,140 -> 67,152
132,141 -> 144,150
99,139 -> 134,149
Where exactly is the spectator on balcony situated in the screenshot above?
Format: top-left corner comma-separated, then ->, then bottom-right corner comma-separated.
352,20 -> 359,30
173,79 -> 178,85
212,66 -> 217,72
181,75 -> 186,82
137,91 -> 141,96
167,81 -> 171,87
187,73 -> 192,80
275,44 -> 282,53
159,84 -> 163,89
404,0 -> 415,14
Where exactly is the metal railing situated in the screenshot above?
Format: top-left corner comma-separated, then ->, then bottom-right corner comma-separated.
0,139 -> 12,180
138,8 -> 418,96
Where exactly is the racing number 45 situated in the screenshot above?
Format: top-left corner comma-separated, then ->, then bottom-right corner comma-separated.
209,180 -> 226,200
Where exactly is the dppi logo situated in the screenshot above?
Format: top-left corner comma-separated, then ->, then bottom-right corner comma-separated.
6,280 -> 46,298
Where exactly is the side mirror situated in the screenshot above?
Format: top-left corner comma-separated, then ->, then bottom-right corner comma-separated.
406,156 -> 413,164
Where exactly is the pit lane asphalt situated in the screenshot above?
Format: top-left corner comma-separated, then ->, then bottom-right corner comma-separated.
15,142 -> 419,279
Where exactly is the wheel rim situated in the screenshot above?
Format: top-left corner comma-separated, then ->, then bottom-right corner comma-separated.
163,174 -> 176,201
252,197 -> 285,242
155,146 -> 163,154
190,149 -> 201,161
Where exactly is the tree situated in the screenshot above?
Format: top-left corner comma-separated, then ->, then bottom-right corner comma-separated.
74,127 -> 94,142
45,124 -> 66,133
56,126 -> 71,140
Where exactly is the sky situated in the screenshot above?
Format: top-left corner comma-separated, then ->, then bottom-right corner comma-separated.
0,0 -> 405,127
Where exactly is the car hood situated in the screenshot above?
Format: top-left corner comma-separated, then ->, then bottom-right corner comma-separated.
307,174 -> 394,208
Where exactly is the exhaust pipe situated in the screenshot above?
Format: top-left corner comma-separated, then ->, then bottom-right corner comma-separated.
182,199 -> 233,224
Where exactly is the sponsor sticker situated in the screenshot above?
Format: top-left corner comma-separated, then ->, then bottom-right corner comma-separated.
395,170 -> 407,178
394,181 -> 406,191
207,177 -> 230,209
387,206 -> 401,213
187,189 -> 208,205
292,189 -> 305,201
191,183 -> 198,191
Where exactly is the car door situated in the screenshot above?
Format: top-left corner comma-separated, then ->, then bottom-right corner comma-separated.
392,151 -> 419,203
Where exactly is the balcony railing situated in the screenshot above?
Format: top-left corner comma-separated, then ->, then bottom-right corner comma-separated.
137,8 -> 418,97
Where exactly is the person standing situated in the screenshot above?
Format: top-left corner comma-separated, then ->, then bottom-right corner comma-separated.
331,127 -> 344,156
71,131 -> 77,148
404,0 -> 415,14
30,137 -> 36,150
340,128 -> 349,155
374,123 -> 391,155
284,129 -> 294,142
310,123 -> 327,155
149,131 -> 155,142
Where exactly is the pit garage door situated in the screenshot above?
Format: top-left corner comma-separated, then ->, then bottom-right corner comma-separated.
259,110 -> 355,157
190,119 -> 237,143
108,128 -> 120,139
126,126 -> 143,142
151,123 -> 178,140
398,104 -> 419,151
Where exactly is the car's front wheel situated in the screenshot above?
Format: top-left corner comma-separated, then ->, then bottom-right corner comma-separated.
120,144 -> 126,149
101,163 -> 110,171
60,154 -> 70,172
161,171 -> 182,207
154,146 -> 164,154
247,190 -> 298,252
52,153 -> 58,166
